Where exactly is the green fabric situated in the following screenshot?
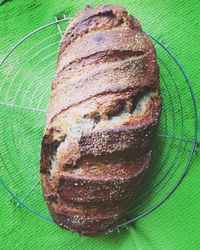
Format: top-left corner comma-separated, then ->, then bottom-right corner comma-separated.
0,0 -> 199,249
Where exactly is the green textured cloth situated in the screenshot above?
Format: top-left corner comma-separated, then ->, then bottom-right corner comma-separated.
0,0 -> 199,249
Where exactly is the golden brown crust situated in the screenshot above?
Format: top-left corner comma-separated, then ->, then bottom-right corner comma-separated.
40,4 -> 161,236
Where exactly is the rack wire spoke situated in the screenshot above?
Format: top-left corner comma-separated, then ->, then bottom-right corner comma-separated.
4,37 -> 61,198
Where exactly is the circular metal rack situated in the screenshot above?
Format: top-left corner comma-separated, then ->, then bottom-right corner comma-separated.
0,17 -> 198,229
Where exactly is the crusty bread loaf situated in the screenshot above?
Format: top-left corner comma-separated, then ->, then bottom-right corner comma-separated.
40,4 -> 161,236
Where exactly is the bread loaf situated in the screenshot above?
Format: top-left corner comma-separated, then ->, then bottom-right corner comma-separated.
40,4 -> 161,236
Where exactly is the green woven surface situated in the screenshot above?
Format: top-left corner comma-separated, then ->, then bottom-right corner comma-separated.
0,0 -> 199,249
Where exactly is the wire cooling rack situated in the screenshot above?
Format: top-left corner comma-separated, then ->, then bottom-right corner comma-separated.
0,15 -> 198,230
